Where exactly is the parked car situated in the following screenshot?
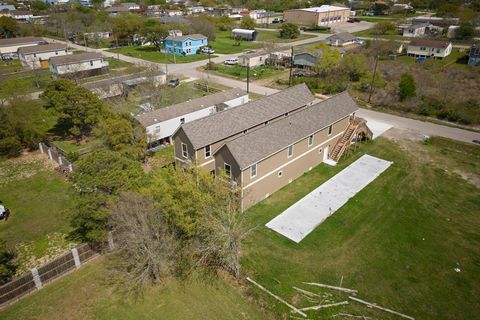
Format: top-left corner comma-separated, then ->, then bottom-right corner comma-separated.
272,18 -> 284,24
348,18 -> 361,23
224,58 -> 238,65
0,202 -> 10,221
293,70 -> 305,77
168,78 -> 180,87
201,47 -> 215,54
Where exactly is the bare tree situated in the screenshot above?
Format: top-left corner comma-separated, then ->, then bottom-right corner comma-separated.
109,192 -> 179,294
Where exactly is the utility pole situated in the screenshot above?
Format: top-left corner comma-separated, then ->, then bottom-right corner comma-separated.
115,34 -> 120,60
246,62 -> 250,93
368,54 -> 379,103
289,46 -> 293,87
163,41 -> 168,76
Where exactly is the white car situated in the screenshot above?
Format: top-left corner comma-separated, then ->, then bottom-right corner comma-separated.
201,47 -> 215,54
224,58 -> 238,65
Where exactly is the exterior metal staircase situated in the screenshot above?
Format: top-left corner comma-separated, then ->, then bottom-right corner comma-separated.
328,118 -> 373,163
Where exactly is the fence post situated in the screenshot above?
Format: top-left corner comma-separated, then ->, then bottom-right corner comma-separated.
68,164 -> 73,172
31,268 -> 42,289
47,148 -> 52,160
71,248 -> 81,269
58,156 -> 63,166
39,143 -> 44,154
108,231 -> 115,251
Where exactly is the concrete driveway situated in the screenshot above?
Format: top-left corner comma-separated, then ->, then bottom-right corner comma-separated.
330,21 -> 374,33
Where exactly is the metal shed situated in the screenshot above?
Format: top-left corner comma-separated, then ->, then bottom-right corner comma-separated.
232,28 -> 259,41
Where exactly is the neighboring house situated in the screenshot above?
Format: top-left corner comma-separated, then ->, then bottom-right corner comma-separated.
18,43 -> 70,69
106,6 -> 129,16
164,34 -> 208,56
136,88 -> 249,145
293,49 -> 322,69
121,2 -> 141,11
232,28 -> 258,41
49,52 -> 109,77
172,84 -> 316,173
412,16 -> 459,28
407,39 -> 452,59
468,44 -> 480,66
239,10 -> 264,19
187,6 -> 205,14
214,91 -> 367,211
168,29 -> 183,37
402,23 -> 429,37
166,9 -> 184,16
238,47 -> 290,67
84,32 -> 112,41
326,32 -> 357,47
0,36 -> 45,57
10,10 -> 33,20
0,5 -> 16,11
284,5 -> 351,27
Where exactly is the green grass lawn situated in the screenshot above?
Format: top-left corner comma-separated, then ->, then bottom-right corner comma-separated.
105,57 -> 133,70
387,49 -> 469,70
0,69 -> 51,98
209,31 -> 260,54
0,257 -> 274,320
207,64 -> 287,81
241,137 -> 480,319
0,60 -> 24,74
52,137 -> 105,156
257,30 -> 315,43
108,46 -> 216,64
0,155 -> 74,257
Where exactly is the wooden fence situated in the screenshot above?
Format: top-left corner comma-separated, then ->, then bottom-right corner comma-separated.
0,244 -> 98,308
39,142 -> 74,173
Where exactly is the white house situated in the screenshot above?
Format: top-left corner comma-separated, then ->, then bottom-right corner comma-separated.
136,88 -> 249,144
402,23 -> 429,37
49,52 -> 109,77
187,6 -> 205,14
407,39 -> 452,59
18,43 -> 70,69
166,10 -> 184,16
10,10 -> 33,20
326,32 -> 357,47
238,47 -> 290,67
0,37 -> 45,57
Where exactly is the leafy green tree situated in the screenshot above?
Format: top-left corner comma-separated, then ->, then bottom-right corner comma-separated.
141,20 -> 169,50
216,15 -> 234,31
399,73 -> 416,101
0,240 -> 16,285
313,44 -> 341,76
373,21 -> 395,35
31,1 -> 50,12
189,15 -> 217,41
69,150 -> 145,243
0,16 -> 19,38
101,115 -> 147,161
41,80 -> 104,141
239,15 -> 256,30
280,23 -> 300,39
456,22 -> 474,39
341,54 -> 368,82
111,13 -> 143,45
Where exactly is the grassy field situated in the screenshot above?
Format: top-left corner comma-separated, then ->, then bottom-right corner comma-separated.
210,31 -> 260,54
52,138 -> 105,156
0,60 -> 24,74
388,49 -> 469,69
207,64 -> 287,81
0,68 -> 51,99
0,257 -> 274,320
108,46 -> 215,63
241,137 -> 480,319
0,154 -> 74,257
104,57 -> 133,70
257,30 -> 315,43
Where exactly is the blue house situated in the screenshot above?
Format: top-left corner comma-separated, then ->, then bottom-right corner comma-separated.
164,34 -> 208,56
468,44 -> 480,66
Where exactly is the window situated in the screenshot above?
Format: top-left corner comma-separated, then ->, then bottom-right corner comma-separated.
243,129 -> 248,134
259,57 -> 262,61
204,145 -> 211,158
318,147 -> 323,153
251,163 -> 257,178
180,118 -> 185,124
278,170 -> 283,177
224,163 -> 231,177
181,143 -> 188,158
328,125 -> 332,135
90,60 -> 93,66
55,51 -> 58,55
308,135 -> 314,146
420,47 -> 426,51
33,53 -> 36,57
287,145 -> 293,157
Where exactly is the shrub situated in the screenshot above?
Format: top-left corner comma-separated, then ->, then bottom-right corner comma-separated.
0,136 -> 22,158
399,73 -> 416,101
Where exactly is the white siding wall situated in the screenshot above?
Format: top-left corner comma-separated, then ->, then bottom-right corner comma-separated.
51,59 -> 108,75
407,43 -> 452,58
20,50 -> 71,68
0,43 -> 41,55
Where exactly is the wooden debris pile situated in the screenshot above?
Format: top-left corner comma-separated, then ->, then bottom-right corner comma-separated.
246,277 -> 415,320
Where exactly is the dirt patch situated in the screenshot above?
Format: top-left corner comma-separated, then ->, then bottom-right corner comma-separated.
454,170 -> 480,189
0,151 -> 57,187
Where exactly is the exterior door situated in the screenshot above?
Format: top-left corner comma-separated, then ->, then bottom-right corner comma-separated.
323,145 -> 329,161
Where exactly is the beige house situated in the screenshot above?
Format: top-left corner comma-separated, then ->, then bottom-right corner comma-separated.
49,52 -> 109,78
0,36 -> 45,57
172,84 -> 317,173
214,92 -> 370,211
18,43 -> 70,69
284,5 -> 350,28
238,47 -> 290,67
407,39 -> 452,59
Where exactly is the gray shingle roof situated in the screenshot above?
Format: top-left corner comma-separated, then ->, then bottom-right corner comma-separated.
0,36 -> 44,47
327,32 -> 356,42
179,83 -> 315,150
223,91 -> 358,170
165,33 -> 207,42
135,88 -> 248,127
409,38 -> 450,49
18,43 -> 67,55
49,52 -> 103,65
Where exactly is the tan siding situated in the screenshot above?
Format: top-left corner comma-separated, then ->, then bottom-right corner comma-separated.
241,116 -> 350,210
284,8 -> 350,27
215,146 -> 242,183
173,128 -> 196,165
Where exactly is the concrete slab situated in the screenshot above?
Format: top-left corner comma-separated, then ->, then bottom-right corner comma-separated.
365,119 -> 393,139
266,154 -> 393,243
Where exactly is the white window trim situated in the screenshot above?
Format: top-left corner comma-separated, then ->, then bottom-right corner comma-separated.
181,143 -> 188,158
328,125 -> 333,136
308,134 -> 314,147
287,145 -> 294,158
204,145 -> 211,158
224,163 -> 232,177
250,163 -> 257,178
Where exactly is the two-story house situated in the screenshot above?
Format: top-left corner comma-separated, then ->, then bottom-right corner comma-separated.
407,39 -> 452,59
18,43 -> 70,69
136,88 -> 249,145
214,92 -> 369,211
49,52 -> 109,78
172,84 -> 317,173
164,34 -> 208,56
